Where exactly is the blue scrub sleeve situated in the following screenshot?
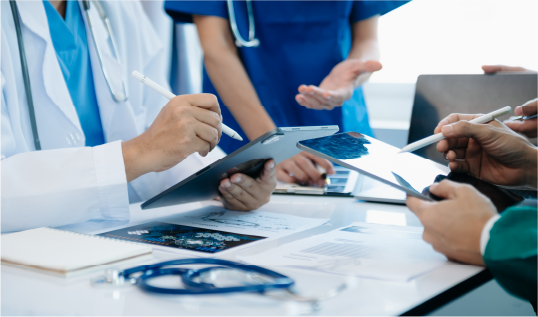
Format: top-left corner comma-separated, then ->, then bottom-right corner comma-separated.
165,1 -> 227,23
350,1 -> 410,22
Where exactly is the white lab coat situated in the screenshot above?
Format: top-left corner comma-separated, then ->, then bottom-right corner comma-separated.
1,1 -> 224,233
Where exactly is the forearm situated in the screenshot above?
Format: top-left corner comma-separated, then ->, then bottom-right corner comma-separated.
203,50 -> 276,140
194,15 -> 275,141
348,16 -> 380,87
483,206 -> 537,303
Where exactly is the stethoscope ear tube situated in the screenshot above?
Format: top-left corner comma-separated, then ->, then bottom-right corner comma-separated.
9,0 -> 41,151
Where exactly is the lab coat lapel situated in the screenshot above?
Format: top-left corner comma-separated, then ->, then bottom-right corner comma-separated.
80,1 -> 139,143
15,1 -> 83,134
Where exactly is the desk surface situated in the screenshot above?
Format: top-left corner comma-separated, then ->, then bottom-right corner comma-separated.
1,195 -> 486,316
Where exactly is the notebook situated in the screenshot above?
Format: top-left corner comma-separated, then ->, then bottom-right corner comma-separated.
1,227 -> 153,278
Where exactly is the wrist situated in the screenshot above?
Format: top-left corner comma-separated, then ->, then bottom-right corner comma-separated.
122,136 -> 152,183
524,146 -> 538,189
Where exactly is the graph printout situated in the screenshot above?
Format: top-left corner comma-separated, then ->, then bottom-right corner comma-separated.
238,221 -> 448,282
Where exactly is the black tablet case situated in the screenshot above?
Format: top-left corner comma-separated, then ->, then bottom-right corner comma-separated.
142,126 -> 339,210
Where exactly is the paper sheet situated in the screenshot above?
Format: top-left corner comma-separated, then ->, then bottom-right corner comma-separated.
99,206 -> 328,257
238,222 -> 447,282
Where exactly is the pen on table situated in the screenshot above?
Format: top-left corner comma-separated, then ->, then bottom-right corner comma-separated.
398,106 -> 512,154
131,71 -> 243,141
511,114 -> 538,121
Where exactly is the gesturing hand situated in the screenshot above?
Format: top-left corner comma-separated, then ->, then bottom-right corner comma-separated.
122,94 -> 222,182
218,160 -> 277,211
406,180 -> 498,265
296,60 -> 382,110
435,113 -> 537,188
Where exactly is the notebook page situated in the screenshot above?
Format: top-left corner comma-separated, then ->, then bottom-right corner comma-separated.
1,228 -> 152,272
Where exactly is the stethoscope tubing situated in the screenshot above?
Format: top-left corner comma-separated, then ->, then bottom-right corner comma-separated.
122,258 -> 294,295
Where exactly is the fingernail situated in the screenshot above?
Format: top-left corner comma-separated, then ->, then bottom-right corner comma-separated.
231,175 -> 242,183
309,91 -> 314,95
441,124 -> 453,135
326,96 -> 331,100
223,179 -> 231,188
267,160 -> 275,169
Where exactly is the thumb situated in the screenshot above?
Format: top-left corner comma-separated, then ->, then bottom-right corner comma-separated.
351,60 -> 383,76
258,159 -> 276,184
515,99 -> 538,116
428,180 -> 460,200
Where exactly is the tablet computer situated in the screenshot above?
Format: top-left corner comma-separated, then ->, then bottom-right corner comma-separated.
142,126 -> 339,210
298,132 -> 523,212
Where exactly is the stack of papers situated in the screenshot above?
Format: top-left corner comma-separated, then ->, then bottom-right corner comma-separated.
238,222 -> 447,282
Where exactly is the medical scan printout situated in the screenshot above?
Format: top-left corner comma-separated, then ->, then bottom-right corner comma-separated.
99,206 -> 328,257
238,222 -> 447,282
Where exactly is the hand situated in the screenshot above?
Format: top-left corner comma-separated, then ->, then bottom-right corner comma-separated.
482,65 -> 536,74
276,152 -> 335,187
296,60 -> 382,110
406,180 -> 498,265
435,113 -> 537,188
503,99 -> 537,138
218,159 -> 277,211
122,94 -> 222,182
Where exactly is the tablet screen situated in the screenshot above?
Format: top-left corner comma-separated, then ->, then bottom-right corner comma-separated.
298,132 -> 450,198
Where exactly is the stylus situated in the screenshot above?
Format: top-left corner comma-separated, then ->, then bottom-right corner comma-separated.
512,114 -> 538,121
132,71 -> 243,141
398,106 -> 512,153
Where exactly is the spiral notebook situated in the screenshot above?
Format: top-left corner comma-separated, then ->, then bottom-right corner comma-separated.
1,227 -> 153,278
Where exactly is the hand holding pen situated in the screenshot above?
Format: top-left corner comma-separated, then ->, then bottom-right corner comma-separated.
503,99 -> 537,138
132,71 -> 243,141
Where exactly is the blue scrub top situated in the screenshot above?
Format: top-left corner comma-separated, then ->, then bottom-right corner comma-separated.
166,1 -> 407,153
44,0 -> 105,147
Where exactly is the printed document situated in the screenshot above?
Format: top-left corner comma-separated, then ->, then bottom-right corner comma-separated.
238,222 -> 447,282
99,206 -> 328,257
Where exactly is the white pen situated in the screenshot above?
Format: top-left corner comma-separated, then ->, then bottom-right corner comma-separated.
131,71 -> 243,141
398,106 -> 512,153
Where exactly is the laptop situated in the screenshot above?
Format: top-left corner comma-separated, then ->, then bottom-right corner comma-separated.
353,73 -> 537,204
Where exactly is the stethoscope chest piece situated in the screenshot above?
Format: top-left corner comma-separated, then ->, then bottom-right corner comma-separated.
91,268 -> 137,289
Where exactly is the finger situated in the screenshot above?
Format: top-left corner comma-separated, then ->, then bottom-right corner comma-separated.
504,119 -> 538,138
445,148 -> 466,161
301,94 -> 325,110
515,98 -> 538,116
193,123 -> 219,152
219,183 -> 250,211
350,59 -> 383,76
405,195 -> 435,218
296,95 -> 314,109
304,86 -> 337,109
428,180 -> 460,200
286,161 -> 309,184
302,152 -> 335,174
448,161 -> 470,174
481,65 -> 528,73
229,173 -> 266,200
188,134 -> 211,157
258,160 -> 277,185
437,137 -> 469,154
434,113 -> 482,134
219,178 -> 260,210
298,84 -> 308,94
276,167 -> 296,183
294,155 -> 324,186
441,120 -> 498,142
180,93 -> 221,119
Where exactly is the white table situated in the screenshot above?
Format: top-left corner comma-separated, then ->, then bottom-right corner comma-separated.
1,195 -> 486,316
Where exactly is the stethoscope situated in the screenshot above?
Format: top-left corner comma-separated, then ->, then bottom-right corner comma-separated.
9,0 -> 128,151
226,0 -> 260,47
91,258 -> 347,310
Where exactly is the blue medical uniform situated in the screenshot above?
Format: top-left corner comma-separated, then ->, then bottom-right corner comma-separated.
166,1 -> 407,153
44,0 -> 105,147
